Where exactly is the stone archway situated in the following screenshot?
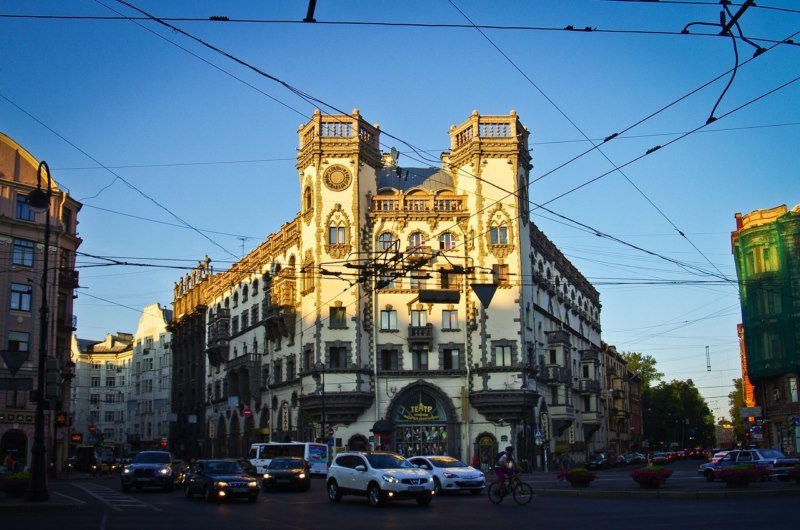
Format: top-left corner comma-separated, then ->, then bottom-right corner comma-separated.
0,429 -> 28,470
229,413 -> 241,458
386,380 -> 461,458
474,432 -> 497,474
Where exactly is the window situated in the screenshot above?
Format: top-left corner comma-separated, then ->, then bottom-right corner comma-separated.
143,379 -> 153,393
378,233 -> 398,252
409,232 -> 426,251
378,270 -> 397,289
329,306 -> 347,328
442,348 -> 460,370
380,349 -> 399,371
12,238 -> 35,267
410,271 -> 426,290
440,269 -> 462,290
105,361 -> 115,370
241,310 -> 249,329
490,226 -> 508,245
329,347 -> 347,369
583,396 -> 591,413
10,283 -> 32,311
233,292 -> 239,308
105,411 -> 115,422
439,233 -> 455,251
329,225 -> 346,244
16,194 -> 36,221
62,207 -> 73,233
8,331 -> 29,353
273,360 -> 283,384
789,377 -> 798,403
442,310 -> 459,330
303,347 -> 313,373
412,350 -> 429,371
380,309 -> 397,331
91,377 -> 100,387
251,305 -> 260,324
106,377 -> 115,387
90,393 -> 100,404
495,345 -> 512,367
231,315 -> 239,334
286,355 -> 296,380
411,309 -> 427,327
304,186 -> 313,211
492,264 -> 510,286
92,362 -> 101,371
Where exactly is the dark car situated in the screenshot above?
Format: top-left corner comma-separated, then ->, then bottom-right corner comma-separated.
183,459 -> 260,502
121,451 -> 183,491
698,449 -> 800,481
262,457 -> 311,492
586,452 -> 611,470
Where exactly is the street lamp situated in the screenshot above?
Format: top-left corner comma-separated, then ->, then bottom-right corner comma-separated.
25,161 -> 53,502
313,362 -> 326,443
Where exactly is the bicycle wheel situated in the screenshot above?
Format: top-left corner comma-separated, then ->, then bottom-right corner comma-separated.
513,482 -> 533,506
487,482 -> 504,504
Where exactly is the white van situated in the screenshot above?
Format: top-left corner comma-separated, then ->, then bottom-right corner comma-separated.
249,442 -> 328,477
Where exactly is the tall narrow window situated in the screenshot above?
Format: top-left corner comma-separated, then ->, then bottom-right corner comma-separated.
329,306 -> 347,328
495,345 -> 512,367
412,350 -> 429,371
411,310 -> 427,327
410,271 -> 426,290
329,347 -> 347,369
492,264 -> 510,286
409,232 -> 426,252
304,186 -> 313,212
12,238 -> 34,267
10,283 -> 32,311
378,233 -> 398,252
380,310 -> 397,331
16,195 -> 35,221
442,348 -> 460,370
328,226 -> 346,244
380,349 -> 399,371
490,226 -> 508,245
439,233 -> 455,251
442,310 -> 459,330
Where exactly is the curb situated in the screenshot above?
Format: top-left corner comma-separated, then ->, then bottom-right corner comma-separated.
530,487 -> 800,499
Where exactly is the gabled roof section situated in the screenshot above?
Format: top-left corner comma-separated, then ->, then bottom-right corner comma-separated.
377,166 -> 453,194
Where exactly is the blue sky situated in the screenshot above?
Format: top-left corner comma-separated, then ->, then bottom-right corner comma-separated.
1,1 -> 798,417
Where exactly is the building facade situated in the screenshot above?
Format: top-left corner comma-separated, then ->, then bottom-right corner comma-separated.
731,204 -> 800,454
129,303 -> 172,451
0,133 -> 82,471
70,333 -> 132,450
174,110 -> 611,467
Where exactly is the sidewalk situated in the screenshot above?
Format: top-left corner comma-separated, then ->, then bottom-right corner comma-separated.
0,472 -> 107,512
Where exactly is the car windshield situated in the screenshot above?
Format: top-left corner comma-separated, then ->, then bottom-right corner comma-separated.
133,452 -> 170,464
269,459 -> 303,470
366,454 -> 413,470
429,457 -> 468,468
759,449 -> 785,459
205,461 -> 243,474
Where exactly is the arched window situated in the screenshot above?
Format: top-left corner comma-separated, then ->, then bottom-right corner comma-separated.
232,292 -> 239,308
378,232 -> 397,252
439,233 -> 455,251
409,232 -> 426,250
489,224 -> 509,245
303,186 -> 313,212
328,224 -> 346,244
242,285 -> 249,302
252,279 -> 259,295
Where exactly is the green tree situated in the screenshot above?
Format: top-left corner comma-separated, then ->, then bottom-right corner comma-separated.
621,351 -> 664,389
643,379 -> 715,450
728,378 -> 747,443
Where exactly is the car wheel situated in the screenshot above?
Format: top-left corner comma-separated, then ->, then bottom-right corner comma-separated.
368,483 -> 383,506
204,486 -> 215,503
416,495 -> 432,506
705,470 -> 714,482
432,477 -> 442,496
184,485 -> 193,499
327,479 -> 341,502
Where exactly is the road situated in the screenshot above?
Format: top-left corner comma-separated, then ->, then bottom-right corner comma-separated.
5,460 -> 797,529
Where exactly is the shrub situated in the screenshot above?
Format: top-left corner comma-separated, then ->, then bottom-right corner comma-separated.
556,467 -> 596,483
630,465 -> 673,487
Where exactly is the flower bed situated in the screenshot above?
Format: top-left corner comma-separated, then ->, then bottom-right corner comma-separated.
714,465 -> 766,487
630,465 -> 673,488
556,467 -> 597,487
1,471 -> 30,498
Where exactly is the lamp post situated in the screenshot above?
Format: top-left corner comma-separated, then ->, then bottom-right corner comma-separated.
313,362 -> 326,443
25,161 -> 53,502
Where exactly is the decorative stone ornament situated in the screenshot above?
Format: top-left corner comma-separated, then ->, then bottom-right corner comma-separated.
323,164 -> 352,192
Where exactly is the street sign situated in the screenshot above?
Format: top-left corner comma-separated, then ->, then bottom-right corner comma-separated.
88,425 -> 97,434
243,407 -> 252,418
534,428 -> 543,438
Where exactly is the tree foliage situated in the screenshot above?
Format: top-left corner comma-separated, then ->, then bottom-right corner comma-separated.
621,351 -> 664,389
728,378 -> 747,442
642,379 -> 715,449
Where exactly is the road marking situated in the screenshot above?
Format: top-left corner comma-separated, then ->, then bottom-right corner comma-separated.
71,483 -> 164,512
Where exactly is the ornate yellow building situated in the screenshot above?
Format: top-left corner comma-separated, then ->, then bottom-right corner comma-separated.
173,110 -> 606,467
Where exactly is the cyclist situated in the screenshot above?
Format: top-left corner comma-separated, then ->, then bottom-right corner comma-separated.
494,446 -> 516,494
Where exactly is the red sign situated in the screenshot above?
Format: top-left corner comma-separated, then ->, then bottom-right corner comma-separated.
243,407 -> 252,418
70,433 -> 83,443
88,425 -> 97,434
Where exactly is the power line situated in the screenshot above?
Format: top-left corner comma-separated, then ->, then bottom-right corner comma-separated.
603,0 -> 800,16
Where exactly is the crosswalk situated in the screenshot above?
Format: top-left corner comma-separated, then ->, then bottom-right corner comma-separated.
71,483 -> 164,512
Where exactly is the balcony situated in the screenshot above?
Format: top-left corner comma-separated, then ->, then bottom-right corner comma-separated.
582,411 -> 602,425
408,324 -> 433,347
371,196 -> 467,215
548,403 -> 576,435
578,378 -> 601,394
544,365 -> 571,385
226,353 -> 258,371
56,314 -> 77,332
59,269 -> 80,289
469,389 -> 539,423
406,246 -> 433,263
579,349 -> 599,363
263,306 -> 296,341
545,329 -> 571,346
206,308 -> 230,366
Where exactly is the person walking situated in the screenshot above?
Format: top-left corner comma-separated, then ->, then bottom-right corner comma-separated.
4,451 -> 14,472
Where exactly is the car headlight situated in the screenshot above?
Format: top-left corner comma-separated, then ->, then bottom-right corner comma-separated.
428,476 -> 434,482
123,468 -> 132,475
382,474 -> 399,483
263,473 -> 271,479
248,481 -> 258,488
298,473 -> 306,479
216,481 -> 228,488
158,467 -> 171,475
443,472 -> 457,479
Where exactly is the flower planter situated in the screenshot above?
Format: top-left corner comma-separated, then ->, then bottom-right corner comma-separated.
630,466 -> 672,489
2,478 -> 30,498
556,467 -> 597,488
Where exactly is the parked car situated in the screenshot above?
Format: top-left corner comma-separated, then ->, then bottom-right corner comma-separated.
121,451 -> 183,491
326,451 -> 434,506
408,455 -> 485,495
586,452 -> 612,470
622,452 -> 645,465
650,452 -> 669,465
709,450 -> 730,463
698,449 -> 800,481
262,457 -> 311,492
183,459 -> 260,502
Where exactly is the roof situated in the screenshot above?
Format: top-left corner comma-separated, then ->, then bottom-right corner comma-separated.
377,166 -> 453,193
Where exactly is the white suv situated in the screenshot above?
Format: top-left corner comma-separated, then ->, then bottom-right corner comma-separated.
326,451 -> 435,506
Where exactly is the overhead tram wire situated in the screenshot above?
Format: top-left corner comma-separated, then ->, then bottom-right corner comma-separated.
0,91 -> 241,261
448,0 -> 777,285
603,0 -> 800,17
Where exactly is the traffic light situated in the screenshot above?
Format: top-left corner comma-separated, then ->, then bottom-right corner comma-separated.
45,357 -> 62,400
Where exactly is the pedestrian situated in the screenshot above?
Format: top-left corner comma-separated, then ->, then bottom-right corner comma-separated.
471,453 -> 480,469
4,451 -> 14,472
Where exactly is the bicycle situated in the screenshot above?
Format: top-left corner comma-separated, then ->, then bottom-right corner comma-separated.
487,472 -> 533,505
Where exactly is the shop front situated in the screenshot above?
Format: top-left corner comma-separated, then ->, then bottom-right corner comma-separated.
386,382 -> 460,458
